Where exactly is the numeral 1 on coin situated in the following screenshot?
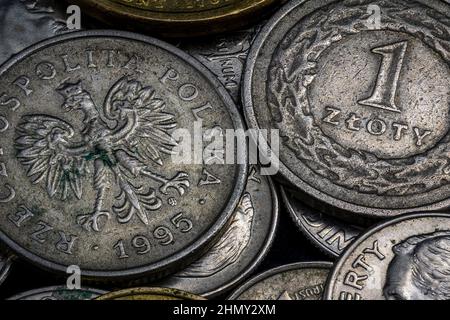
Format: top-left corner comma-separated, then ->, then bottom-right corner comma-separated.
359,41 -> 408,113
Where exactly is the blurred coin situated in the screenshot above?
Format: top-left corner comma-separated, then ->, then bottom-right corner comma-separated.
229,262 -> 332,300
324,213 -> 450,300
95,287 -> 205,300
154,166 -> 278,298
281,186 -> 362,258
0,30 -> 247,280
69,0 -> 280,37
0,247 -> 13,286
7,286 -> 105,300
0,0 -> 69,65
243,0 -> 450,220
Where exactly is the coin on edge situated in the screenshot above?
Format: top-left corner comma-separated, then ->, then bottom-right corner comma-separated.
154,166 -> 279,298
95,287 -> 205,300
69,0 -> 280,37
7,286 -> 106,300
243,0 -> 450,220
228,262 -> 333,300
0,30 -> 247,280
324,213 -> 450,300
0,247 -> 13,286
281,186 -> 362,258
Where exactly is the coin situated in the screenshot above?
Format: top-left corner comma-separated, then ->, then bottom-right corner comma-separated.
243,0 -> 450,220
0,247 -> 13,286
0,0 -> 75,66
95,287 -> 205,300
69,0 -> 280,37
281,186 -> 362,258
154,166 -> 278,298
179,24 -> 262,104
7,286 -> 105,300
0,30 -> 247,280
228,262 -> 332,300
324,213 -> 450,300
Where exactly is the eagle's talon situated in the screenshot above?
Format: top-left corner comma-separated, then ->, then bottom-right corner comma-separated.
77,210 -> 110,232
160,172 -> 190,196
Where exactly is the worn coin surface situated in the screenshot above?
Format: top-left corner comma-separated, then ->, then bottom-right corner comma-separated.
179,24 -> 261,104
0,247 -> 13,286
243,0 -> 450,219
0,30 -> 247,280
7,286 -> 105,300
95,287 -> 205,300
69,0 -> 280,37
281,186 -> 362,258
154,166 -> 278,298
228,262 -> 332,300
0,0 -> 77,66
324,213 -> 450,300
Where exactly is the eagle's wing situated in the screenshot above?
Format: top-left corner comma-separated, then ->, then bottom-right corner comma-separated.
104,77 -> 178,166
15,115 -> 87,200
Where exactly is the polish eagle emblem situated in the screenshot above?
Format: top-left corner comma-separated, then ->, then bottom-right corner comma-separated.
15,76 -> 190,232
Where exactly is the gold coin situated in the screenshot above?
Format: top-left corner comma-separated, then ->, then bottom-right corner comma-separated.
71,0 -> 281,37
95,287 -> 206,300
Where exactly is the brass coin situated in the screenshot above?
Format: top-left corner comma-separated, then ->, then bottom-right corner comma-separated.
95,287 -> 205,300
69,0 -> 281,37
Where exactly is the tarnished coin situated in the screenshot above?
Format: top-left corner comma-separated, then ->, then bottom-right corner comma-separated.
8,286 -> 105,300
228,262 -> 332,300
0,0 -> 72,66
95,287 -> 205,300
281,186 -> 362,258
0,246 -> 13,286
69,0 -> 280,37
243,0 -> 450,219
154,166 -> 278,298
179,24 -> 261,104
324,213 -> 450,300
0,30 -> 247,280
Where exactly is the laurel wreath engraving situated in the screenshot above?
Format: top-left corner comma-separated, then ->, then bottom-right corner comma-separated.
267,0 -> 450,196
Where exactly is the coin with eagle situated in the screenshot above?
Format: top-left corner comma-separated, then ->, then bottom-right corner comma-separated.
0,30 -> 247,280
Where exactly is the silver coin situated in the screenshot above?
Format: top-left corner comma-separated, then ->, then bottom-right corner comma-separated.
7,286 -> 105,300
0,246 -> 13,286
281,186 -> 362,258
0,0 -> 71,65
243,0 -> 450,219
179,25 -> 261,104
228,262 -> 332,300
0,30 -> 247,280
154,166 -> 278,298
324,213 -> 450,300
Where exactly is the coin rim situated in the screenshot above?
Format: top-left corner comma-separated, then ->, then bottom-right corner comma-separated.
323,212 -> 450,300
0,250 -> 13,286
0,30 -> 248,279
7,285 -> 107,300
72,0 -> 280,37
198,175 -> 280,298
95,287 -> 205,300
242,0 -> 450,219
280,186 -> 363,258
227,261 -> 333,299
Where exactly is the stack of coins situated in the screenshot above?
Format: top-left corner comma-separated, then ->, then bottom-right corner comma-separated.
0,0 -> 449,301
